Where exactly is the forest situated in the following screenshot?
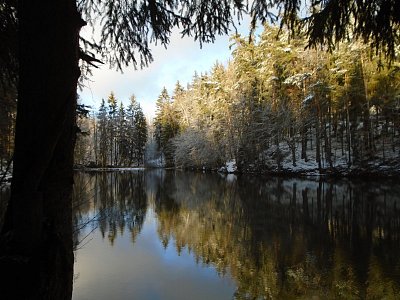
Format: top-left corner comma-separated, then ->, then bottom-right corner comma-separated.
2,25 -> 400,178
74,93 -> 148,167
150,26 -> 400,174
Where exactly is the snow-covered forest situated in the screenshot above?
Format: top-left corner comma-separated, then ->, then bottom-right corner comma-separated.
74,93 -> 148,167
152,26 -> 400,175
4,25 -> 399,176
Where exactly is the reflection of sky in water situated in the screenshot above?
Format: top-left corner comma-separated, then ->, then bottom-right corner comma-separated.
73,208 -> 235,300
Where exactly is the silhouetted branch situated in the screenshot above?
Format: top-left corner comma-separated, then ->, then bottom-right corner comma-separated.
79,50 -> 104,68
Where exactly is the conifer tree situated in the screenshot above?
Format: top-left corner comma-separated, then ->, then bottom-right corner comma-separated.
133,104 -> 147,166
154,87 -> 180,165
117,101 -> 128,166
107,92 -> 118,166
126,94 -> 139,165
97,99 -> 109,167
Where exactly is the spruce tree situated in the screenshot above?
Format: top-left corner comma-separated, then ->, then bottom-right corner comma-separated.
107,92 -> 118,166
133,104 -> 147,166
126,94 -> 139,166
117,101 -> 129,166
97,99 -> 109,167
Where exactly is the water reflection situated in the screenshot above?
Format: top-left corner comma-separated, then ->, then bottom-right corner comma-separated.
73,170 -> 400,299
0,185 -> 10,229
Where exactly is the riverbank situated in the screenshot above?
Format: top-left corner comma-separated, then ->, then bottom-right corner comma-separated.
239,159 -> 400,178
182,156 -> 400,179
73,159 -> 400,178
215,143 -> 400,178
75,166 -> 145,172
72,151 -> 400,179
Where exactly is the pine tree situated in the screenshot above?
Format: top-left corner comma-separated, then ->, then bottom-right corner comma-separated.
97,99 -> 109,167
117,101 -> 129,166
107,92 -> 118,166
154,87 -> 170,152
126,94 -> 139,165
133,104 -> 147,166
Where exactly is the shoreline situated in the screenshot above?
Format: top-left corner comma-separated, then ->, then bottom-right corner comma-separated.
73,164 -> 400,179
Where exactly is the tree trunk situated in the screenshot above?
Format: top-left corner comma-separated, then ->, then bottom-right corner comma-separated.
345,94 -> 352,165
315,115 -> 322,171
0,1 -> 84,299
301,123 -> 308,161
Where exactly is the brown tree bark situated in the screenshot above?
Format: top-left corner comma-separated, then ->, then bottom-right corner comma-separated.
0,0 -> 84,299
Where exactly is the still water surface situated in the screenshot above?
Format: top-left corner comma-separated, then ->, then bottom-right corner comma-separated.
72,170 -> 400,299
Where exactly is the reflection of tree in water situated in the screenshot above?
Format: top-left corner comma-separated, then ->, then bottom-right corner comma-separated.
0,186 -> 10,228
73,171 -> 147,247
153,171 -> 181,250
153,172 -> 400,299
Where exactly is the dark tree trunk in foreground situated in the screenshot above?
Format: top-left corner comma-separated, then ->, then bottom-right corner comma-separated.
0,0 -> 84,299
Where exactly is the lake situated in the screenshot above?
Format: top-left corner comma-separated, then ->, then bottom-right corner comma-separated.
71,170 -> 400,299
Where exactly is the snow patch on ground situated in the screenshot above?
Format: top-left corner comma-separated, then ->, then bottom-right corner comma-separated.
218,159 -> 238,174
226,160 -> 237,173
145,155 -> 166,168
241,139 -> 400,176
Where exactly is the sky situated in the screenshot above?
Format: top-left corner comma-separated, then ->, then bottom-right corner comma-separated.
79,21 -> 252,120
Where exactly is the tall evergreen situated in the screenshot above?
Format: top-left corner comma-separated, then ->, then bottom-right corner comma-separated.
117,101 -> 129,166
154,87 -> 180,165
107,92 -> 118,165
97,99 -> 109,167
126,95 -> 139,165
133,104 -> 147,166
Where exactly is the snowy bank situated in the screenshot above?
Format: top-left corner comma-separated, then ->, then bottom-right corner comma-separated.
78,167 -> 145,172
218,159 -> 238,174
238,142 -> 400,177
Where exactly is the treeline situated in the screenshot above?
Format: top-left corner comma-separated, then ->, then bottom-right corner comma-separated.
75,92 -> 147,167
153,25 -> 400,173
